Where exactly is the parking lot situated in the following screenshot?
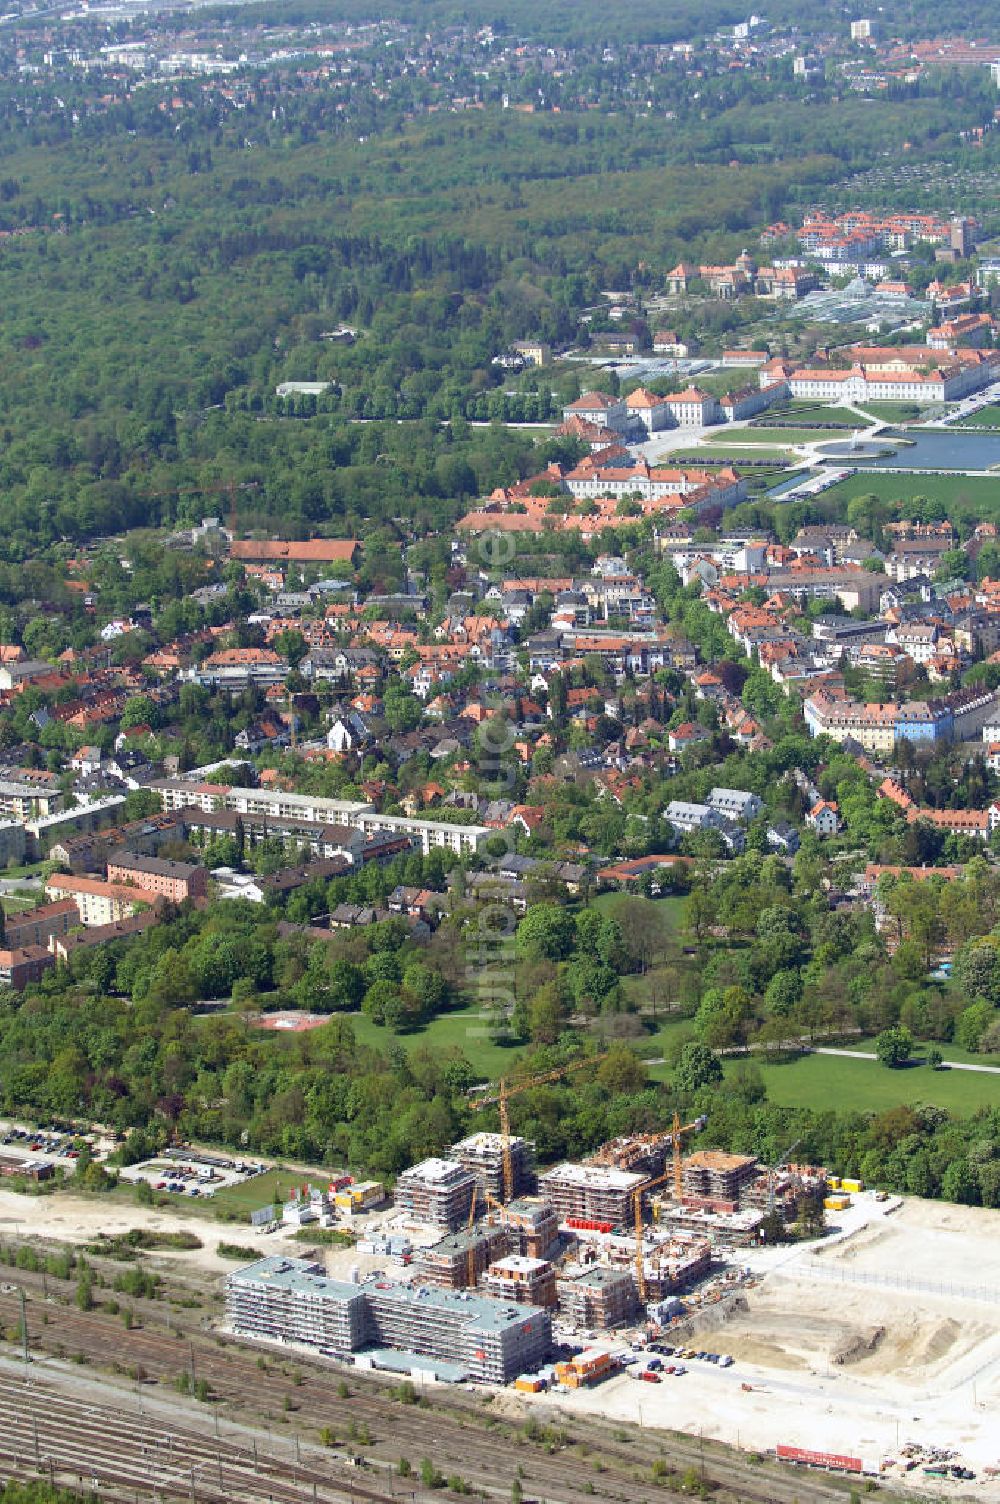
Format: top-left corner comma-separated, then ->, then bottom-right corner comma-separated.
0,1119 -> 108,1175
118,1150 -> 270,1202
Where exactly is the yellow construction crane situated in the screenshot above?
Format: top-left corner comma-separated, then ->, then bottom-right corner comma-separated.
468,1054 -> 610,1202
464,1184 -> 506,1289
466,1184 -> 478,1288
632,1112 -> 706,1305
767,1137 -> 804,1215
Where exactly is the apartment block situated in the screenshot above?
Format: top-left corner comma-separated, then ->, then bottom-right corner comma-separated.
233,1253 -> 549,1383
395,1158 -> 477,1230
0,945 -> 55,991
226,1257 -> 369,1353
449,1132 -> 535,1201
481,1255 -> 557,1308
106,850 -> 208,903
414,1225 -> 509,1290
0,777 -> 62,820
681,1150 -> 759,1213
636,1234 -> 713,1298
44,873 -> 153,927
26,795 -> 127,858
151,780 -> 488,857
499,1198 -> 560,1260
537,1163 -> 647,1228
53,908 -> 159,963
4,899 -> 77,951
0,820 -> 27,868
363,1281 -> 551,1384
556,1265 -> 637,1329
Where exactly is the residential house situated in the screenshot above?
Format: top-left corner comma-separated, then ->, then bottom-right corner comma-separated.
706,787 -> 763,823
327,712 -> 376,753
766,821 -> 800,855
806,800 -> 840,836
664,800 -> 725,834
668,722 -> 710,754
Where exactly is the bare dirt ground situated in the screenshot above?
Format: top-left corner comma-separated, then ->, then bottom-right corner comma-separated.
8,1183 -> 1000,1493
0,1184 -> 272,1273
544,1198 -> 1000,1495
0,1183 -> 418,1287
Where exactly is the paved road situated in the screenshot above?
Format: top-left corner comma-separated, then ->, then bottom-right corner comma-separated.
815,1046 -> 1000,1077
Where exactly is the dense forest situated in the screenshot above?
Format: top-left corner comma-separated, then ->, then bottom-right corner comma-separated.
144,0 -> 1000,49
0,37 -> 987,558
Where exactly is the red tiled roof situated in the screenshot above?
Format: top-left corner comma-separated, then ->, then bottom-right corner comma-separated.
231,539 -> 359,563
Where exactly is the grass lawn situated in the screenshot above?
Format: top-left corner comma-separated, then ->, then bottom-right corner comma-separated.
2,861 -> 52,880
718,427 -> 834,445
590,891 -> 686,929
835,1037 -> 1000,1070
622,968 -> 686,1013
684,444 -> 796,462
105,1167 -> 325,1223
201,1170 -> 293,1218
347,1001 -> 527,1080
819,470 -> 1000,512
743,1050 -> 1000,1116
956,405 -> 1000,429
0,889 -> 45,913
640,1015 -> 695,1070
852,402 -> 935,425
743,468 -> 796,487
784,402 -> 855,422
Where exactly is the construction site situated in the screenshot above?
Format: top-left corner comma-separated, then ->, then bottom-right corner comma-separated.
538,1194 -> 1000,1488
224,1063 -> 835,1389
9,1116 -> 1000,1492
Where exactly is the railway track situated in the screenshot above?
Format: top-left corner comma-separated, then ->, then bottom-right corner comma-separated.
0,1261 -> 890,1504
0,1365 -> 404,1504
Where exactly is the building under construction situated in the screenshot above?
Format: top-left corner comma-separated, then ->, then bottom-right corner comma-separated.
681,1150 -> 759,1213
586,1134 -> 670,1178
742,1162 -> 829,1219
482,1255 -> 557,1309
634,1235 -> 713,1299
415,1225 -> 508,1290
499,1198 -> 560,1260
227,1256 -> 551,1385
658,1201 -> 765,1248
538,1163 -> 647,1228
449,1132 -> 535,1201
226,1256 -> 370,1353
556,1265 -> 637,1330
395,1157 -> 477,1230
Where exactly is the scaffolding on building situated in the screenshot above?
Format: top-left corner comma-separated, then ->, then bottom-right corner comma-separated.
450,1132 -> 536,1201
538,1162 -> 648,1227
395,1157 -> 477,1230
482,1255 -> 557,1308
226,1256 -> 552,1385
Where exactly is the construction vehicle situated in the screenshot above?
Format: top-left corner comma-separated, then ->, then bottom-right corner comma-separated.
468,1054 -> 610,1202
631,1112 -> 706,1304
